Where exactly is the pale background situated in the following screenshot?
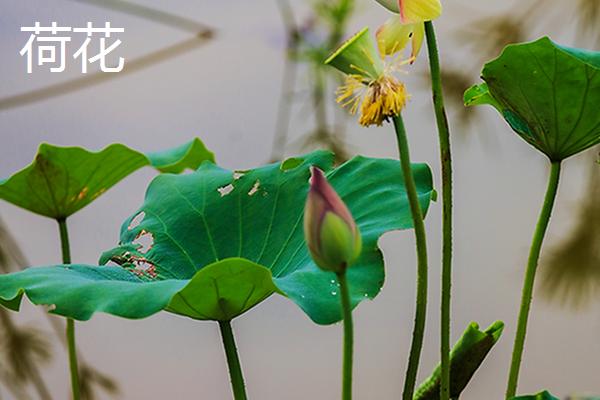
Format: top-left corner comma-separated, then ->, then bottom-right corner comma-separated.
0,1 -> 599,399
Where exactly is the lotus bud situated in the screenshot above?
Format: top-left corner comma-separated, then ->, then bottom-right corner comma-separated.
304,167 -> 362,273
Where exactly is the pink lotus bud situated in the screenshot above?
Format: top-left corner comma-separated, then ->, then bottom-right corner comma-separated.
304,167 -> 362,273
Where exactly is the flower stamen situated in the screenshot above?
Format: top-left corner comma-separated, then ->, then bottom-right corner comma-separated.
336,71 -> 409,127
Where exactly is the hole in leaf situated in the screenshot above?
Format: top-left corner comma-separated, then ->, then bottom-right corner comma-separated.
233,171 -> 245,180
105,261 -> 120,267
132,259 -> 158,279
217,184 -> 235,197
248,180 -> 260,196
128,212 -> 146,230
132,230 -> 154,254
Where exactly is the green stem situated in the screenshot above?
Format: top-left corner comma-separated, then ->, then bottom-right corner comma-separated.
393,115 -> 429,400
57,218 -> 71,264
505,161 -> 561,399
57,218 -> 80,400
337,271 -> 354,400
219,320 -> 248,400
424,21 -> 453,400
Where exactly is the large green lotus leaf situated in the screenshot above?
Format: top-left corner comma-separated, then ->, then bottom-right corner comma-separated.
0,152 -> 433,323
0,139 -> 214,218
101,150 -> 434,324
511,391 -> 560,400
415,321 -> 504,400
464,37 -> 600,161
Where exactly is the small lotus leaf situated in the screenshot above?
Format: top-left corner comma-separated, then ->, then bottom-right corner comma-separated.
0,138 -> 214,218
465,37 -> 600,161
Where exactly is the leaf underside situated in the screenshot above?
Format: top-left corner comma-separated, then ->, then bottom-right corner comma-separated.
465,37 -> 600,161
0,151 -> 434,324
0,139 -> 215,219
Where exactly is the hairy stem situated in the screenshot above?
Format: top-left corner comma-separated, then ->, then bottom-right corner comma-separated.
393,115 -> 429,400
337,271 -> 354,400
57,218 -> 80,400
219,320 -> 248,400
424,21 -> 454,400
506,161 -> 561,399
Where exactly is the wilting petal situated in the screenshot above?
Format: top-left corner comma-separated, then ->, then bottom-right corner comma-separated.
377,17 -> 425,60
304,167 -> 362,272
410,22 -> 425,60
377,17 -> 412,56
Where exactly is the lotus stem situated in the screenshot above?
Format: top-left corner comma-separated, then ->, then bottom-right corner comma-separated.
57,217 -> 80,400
506,161 -> 561,398
424,21 -> 454,400
337,270 -> 354,400
219,320 -> 248,400
392,115 -> 429,400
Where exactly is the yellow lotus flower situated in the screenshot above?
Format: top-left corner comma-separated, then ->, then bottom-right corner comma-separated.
325,27 -> 411,127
